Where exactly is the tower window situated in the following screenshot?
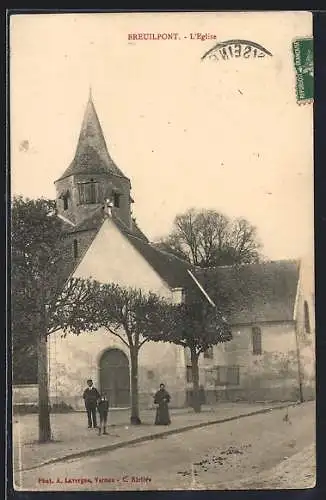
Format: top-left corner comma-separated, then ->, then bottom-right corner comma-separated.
63,195 -> 69,210
73,239 -> 78,259
252,326 -> 262,355
78,180 -> 99,205
113,192 -> 121,208
59,190 -> 69,210
304,301 -> 311,333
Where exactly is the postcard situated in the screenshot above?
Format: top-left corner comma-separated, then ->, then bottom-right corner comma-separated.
10,11 -> 315,491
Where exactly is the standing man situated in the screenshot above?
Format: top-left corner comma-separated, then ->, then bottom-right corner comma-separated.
83,379 -> 100,428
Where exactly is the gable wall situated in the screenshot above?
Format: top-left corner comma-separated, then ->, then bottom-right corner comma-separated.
73,218 -> 172,298
48,217 -> 187,409
293,258 -> 315,400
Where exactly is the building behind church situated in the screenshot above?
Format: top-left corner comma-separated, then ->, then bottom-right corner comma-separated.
13,94 -> 315,410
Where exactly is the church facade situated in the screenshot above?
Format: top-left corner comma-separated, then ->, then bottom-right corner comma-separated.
42,95 -> 315,410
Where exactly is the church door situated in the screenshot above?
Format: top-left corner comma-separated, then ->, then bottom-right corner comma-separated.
99,349 -> 130,408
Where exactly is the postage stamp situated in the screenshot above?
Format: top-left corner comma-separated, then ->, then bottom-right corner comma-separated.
292,37 -> 314,104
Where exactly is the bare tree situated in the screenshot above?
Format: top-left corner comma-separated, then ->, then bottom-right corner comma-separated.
145,300 -> 232,412
156,209 -> 262,267
92,284 -> 176,425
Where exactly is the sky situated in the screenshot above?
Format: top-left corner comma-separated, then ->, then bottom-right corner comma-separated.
10,11 -> 313,261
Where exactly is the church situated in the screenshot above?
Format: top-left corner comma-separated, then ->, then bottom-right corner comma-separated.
35,94 -> 315,410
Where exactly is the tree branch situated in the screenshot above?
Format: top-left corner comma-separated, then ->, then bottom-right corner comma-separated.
138,337 -> 150,348
105,327 -> 130,348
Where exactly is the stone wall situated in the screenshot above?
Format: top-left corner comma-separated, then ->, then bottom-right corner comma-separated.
55,172 -> 132,228
196,322 -> 310,403
48,328 -> 187,410
13,385 -> 38,405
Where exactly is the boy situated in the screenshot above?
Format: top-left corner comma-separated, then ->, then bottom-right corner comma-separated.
97,393 -> 109,435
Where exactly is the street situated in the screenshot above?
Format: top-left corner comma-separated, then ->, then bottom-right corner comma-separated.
15,402 -> 315,491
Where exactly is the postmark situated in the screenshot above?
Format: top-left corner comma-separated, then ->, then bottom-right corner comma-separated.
201,39 -> 273,61
292,37 -> 313,105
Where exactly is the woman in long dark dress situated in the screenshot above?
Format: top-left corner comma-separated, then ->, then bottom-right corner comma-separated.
154,383 -> 171,425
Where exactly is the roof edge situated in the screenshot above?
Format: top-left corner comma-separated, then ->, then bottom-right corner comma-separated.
54,169 -> 131,184
64,218 -> 106,280
109,218 -> 175,293
193,258 -> 300,272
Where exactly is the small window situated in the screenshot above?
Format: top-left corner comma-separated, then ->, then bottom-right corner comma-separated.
147,370 -> 154,380
252,326 -> 262,355
227,366 -> 240,385
215,366 -> 228,385
215,366 -> 240,386
73,239 -> 78,259
186,365 -> 193,383
304,301 -> 311,334
113,192 -> 121,208
204,346 -> 214,359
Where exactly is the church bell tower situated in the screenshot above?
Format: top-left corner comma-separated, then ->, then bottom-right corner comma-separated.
54,92 -> 133,228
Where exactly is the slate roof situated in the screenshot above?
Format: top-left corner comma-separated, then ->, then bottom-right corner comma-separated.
57,210 -> 300,324
123,232 -> 194,289
62,206 -> 148,243
65,206 -> 107,234
56,95 -> 128,182
192,260 -> 300,325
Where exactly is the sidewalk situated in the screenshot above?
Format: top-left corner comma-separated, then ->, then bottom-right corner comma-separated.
13,402 -> 295,472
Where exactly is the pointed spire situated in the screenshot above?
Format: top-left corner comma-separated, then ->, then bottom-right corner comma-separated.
56,92 -> 128,181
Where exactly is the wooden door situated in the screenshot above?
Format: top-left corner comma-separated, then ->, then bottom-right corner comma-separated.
99,349 -> 130,407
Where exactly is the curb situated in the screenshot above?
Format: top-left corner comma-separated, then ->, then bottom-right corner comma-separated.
20,402 -> 296,472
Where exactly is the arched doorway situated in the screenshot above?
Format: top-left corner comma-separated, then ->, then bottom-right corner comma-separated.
99,349 -> 130,408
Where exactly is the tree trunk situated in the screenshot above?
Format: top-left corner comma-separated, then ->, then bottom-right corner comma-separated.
130,348 -> 141,425
37,329 -> 51,442
191,348 -> 201,413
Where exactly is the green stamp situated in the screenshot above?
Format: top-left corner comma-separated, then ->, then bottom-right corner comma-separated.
292,37 -> 314,104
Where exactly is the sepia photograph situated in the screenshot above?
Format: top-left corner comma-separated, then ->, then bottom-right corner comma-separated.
10,11 -> 315,491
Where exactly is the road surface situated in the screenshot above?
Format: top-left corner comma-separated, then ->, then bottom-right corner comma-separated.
15,402 -> 315,491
